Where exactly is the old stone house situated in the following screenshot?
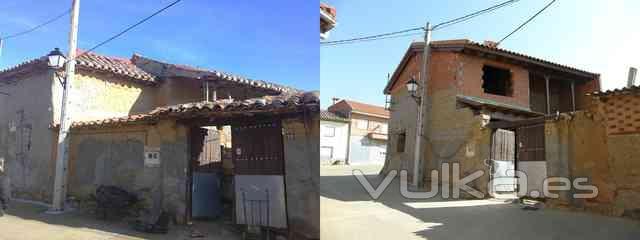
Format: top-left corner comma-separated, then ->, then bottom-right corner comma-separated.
0,49 -> 319,238
327,99 -> 389,165
381,39 -> 600,196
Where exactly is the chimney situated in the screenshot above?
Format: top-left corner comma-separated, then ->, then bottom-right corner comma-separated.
332,97 -> 340,105
628,67 -> 638,87
483,40 -> 499,48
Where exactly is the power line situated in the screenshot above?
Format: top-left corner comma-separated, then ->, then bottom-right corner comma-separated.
321,0 -> 519,47
432,0 -> 519,31
320,27 -> 424,46
498,0 -> 557,45
73,0 -> 182,60
321,32 -> 423,47
1,8 -> 71,40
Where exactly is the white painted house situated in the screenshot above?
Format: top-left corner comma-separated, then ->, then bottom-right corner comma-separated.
320,110 -> 350,164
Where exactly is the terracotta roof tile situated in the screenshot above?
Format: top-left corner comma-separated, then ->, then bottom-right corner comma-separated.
75,51 -> 156,83
62,91 -> 319,128
334,99 -> 389,118
588,86 -> 640,97
0,50 -> 156,84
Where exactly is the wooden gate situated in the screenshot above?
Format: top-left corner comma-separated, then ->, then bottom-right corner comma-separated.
516,124 -> 545,162
490,129 -> 516,193
232,121 -> 284,175
516,124 -> 546,197
191,127 -> 222,172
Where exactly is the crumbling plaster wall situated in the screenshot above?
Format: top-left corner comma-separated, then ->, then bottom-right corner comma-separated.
545,109 -> 640,218
0,70 -> 56,202
68,119 -> 189,223
282,113 -> 320,239
54,71 -> 156,123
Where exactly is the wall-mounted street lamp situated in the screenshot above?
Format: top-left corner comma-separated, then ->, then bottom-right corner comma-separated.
47,48 -> 68,87
47,48 -> 66,69
406,76 -> 421,103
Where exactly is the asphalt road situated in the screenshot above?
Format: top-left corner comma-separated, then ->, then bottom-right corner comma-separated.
321,164 -> 640,240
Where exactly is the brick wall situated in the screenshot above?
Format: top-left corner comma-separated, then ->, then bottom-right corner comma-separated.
599,94 -> 640,135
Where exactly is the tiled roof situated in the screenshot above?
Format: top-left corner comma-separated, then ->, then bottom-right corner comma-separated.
320,110 -> 349,122
150,91 -> 318,116
62,91 -> 319,128
0,50 -> 156,84
131,54 -> 299,94
338,100 -> 390,118
320,3 -> 336,20
587,86 -> 640,97
76,51 -> 156,83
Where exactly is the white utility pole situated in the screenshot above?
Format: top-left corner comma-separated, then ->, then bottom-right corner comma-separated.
51,0 -> 80,212
413,22 -> 431,187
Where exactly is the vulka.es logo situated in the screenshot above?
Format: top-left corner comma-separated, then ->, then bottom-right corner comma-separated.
353,163 -> 598,200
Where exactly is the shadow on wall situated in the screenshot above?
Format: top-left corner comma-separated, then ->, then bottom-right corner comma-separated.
320,169 -> 640,240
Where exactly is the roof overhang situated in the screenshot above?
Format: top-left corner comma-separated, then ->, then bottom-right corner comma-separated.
384,40 -> 600,94
456,95 -> 545,118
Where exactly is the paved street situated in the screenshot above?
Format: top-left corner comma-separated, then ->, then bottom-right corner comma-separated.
0,201 -> 240,240
321,164 -> 640,240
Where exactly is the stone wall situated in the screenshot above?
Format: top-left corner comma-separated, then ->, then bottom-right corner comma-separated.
282,113 -> 320,239
68,119 -> 189,223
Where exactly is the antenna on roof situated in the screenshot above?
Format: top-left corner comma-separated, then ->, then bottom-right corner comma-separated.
628,67 -> 637,87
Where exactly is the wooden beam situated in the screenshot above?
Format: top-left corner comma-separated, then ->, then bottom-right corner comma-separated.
487,116 -> 548,129
571,80 -> 576,111
545,75 -> 551,114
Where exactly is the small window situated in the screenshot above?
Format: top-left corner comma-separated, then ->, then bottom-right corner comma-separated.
320,146 -> 333,159
323,126 -> 336,137
397,132 -> 406,153
482,65 -> 512,96
354,119 -> 368,129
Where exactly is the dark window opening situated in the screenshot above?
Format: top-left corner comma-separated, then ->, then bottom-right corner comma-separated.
397,132 -> 406,153
482,65 -> 513,96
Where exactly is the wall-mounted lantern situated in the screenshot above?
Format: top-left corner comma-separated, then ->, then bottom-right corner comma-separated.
47,48 -> 66,69
406,76 -> 421,103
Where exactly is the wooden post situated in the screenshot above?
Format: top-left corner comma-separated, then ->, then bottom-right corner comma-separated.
570,80 -> 576,112
545,75 -> 550,115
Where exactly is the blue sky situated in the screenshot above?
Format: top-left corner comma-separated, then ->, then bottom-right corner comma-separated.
0,0 -> 318,91
321,0 -> 640,107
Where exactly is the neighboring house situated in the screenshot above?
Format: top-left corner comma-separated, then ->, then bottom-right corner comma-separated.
328,99 -> 389,165
320,3 -> 336,40
320,110 -> 349,164
382,39 -> 600,196
0,49 -> 319,238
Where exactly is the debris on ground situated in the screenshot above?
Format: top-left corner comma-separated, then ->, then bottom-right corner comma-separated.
520,198 -> 545,211
95,185 -> 139,219
132,210 -> 170,234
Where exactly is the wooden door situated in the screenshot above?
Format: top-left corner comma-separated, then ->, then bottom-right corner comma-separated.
232,121 -> 284,175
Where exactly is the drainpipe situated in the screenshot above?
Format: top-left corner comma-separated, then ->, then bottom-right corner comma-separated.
413,22 -> 431,187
